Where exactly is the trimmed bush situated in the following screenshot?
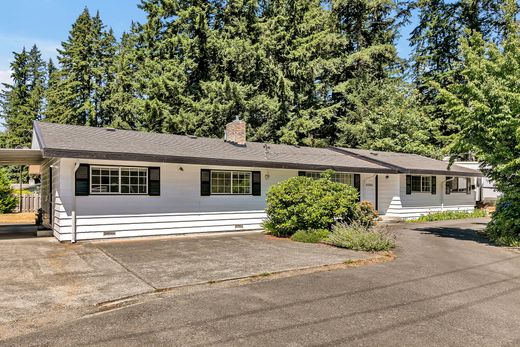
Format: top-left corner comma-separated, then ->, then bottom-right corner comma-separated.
290,229 -> 330,243
0,169 -> 17,214
353,201 -> 379,228
485,199 -> 520,246
263,173 -> 359,237
326,222 -> 395,252
407,209 -> 488,223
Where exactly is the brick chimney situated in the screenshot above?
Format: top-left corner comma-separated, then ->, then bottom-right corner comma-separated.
225,116 -> 246,145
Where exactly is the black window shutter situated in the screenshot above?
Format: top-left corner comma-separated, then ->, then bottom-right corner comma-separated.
149,167 -> 160,196
201,169 -> 211,196
252,171 -> 261,196
466,178 -> 471,194
75,164 -> 90,196
446,177 -> 452,195
431,176 -> 437,195
298,171 -> 306,176
353,174 -> 361,201
406,175 -> 412,195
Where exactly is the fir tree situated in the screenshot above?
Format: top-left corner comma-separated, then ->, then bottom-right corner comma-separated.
0,45 -> 45,148
45,8 -> 116,127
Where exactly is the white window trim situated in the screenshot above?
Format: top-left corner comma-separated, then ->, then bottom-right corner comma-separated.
303,171 -> 355,185
90,166 -> 148,195
210,170 -> 252,195
450,177 -> 469,193
411,175 -> 432,193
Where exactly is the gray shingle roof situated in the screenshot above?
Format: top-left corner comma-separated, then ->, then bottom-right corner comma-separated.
333,148 -> 480,177
33,122 -> 481,177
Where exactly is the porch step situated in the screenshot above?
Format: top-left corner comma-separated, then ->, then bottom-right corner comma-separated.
36,229 -> 53,237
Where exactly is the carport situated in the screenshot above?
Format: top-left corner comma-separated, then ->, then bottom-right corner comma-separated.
0,149 -> 43,165
0,149 -> 44,237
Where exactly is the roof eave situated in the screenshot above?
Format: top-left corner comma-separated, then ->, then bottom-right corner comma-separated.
42,148 -> 397,174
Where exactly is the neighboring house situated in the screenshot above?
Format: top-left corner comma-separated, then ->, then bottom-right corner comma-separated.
0,120 -> 481,242
449,161 -> 501,204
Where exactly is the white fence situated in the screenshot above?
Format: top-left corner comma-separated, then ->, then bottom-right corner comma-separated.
16,194 -> 41,213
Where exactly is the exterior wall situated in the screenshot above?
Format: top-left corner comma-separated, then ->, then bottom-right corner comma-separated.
53,158 -> 381,241
55,159 -> 292,241
383,174 -> 476,219
50,158 -> 478,240
377,174 -> 401,216
454,162 -> 501,203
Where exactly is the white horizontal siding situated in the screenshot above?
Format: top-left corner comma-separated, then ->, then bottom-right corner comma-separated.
56,211 -> 266,241
382,174 -> 476,220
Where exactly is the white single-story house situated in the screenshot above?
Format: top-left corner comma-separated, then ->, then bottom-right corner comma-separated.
0,119 -> 481,242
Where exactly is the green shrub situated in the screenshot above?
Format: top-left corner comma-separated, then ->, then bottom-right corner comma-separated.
407,209 -> 488,223
485,199 -> 520,246
263,173 -> 359,237
0,169 -> 17,214
353,201 -> 379,228
326,222 -> 395,252
290,229 -> 330,243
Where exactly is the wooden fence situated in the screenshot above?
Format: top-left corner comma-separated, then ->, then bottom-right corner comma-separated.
16,194 -> 41,213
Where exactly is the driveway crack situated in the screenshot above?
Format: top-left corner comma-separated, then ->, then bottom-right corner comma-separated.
92,244 -> 157,291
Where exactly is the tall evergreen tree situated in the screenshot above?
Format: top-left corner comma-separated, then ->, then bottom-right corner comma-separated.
410,0 -> 509,145
45,8 -> 116,127
0,45 -> 45,148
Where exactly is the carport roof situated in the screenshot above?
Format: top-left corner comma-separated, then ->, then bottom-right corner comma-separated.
0,149 -> 43,165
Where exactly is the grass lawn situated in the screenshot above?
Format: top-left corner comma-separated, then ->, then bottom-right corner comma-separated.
0,213 -> 35,224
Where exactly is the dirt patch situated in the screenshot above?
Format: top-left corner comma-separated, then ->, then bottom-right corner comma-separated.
0,213 -> 35,224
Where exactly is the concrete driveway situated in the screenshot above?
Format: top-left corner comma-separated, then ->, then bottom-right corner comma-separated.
5,217 -> 520,346
0,229 -> 371,340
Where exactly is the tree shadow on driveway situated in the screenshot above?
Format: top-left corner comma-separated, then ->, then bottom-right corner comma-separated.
414,225 -> 494,246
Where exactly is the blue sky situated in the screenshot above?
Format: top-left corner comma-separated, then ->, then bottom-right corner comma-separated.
0,0 -> 415,87
0,1 -> 147,86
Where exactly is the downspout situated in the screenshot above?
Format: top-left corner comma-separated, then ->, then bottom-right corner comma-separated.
71,161 -> 80,243
441,177 -> 455,212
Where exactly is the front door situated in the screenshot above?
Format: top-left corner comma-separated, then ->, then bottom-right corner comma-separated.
364,175 -> 377,209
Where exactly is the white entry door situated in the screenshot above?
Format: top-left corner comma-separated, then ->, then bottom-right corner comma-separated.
364,175 -> 377,207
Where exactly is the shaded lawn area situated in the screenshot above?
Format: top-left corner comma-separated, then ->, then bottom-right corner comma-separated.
0,212 -> 35,224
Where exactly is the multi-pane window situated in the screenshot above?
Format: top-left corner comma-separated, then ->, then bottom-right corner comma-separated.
304,172 -> 354,185
411,175 -> 431,192
91,167 -> 148,195
451,177 -> 468,193
211,171 -> 251,194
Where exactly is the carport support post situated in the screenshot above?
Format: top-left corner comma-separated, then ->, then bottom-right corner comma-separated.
19,166 -> 22,213
71,161 -> 80,243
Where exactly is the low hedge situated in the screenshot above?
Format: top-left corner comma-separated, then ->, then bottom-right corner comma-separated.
407,209 -> 488,223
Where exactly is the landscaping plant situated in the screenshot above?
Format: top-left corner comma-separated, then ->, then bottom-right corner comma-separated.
0,169 -> 17,214
408,209 -> 488,223
326,222 -> 395,252
263,172 -> 359,237
290,229 -> 330,243
486,200 -> 520,246
353,201 -> 379,228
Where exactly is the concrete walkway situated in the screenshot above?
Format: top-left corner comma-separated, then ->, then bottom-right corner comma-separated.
5,218 -> 520,346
